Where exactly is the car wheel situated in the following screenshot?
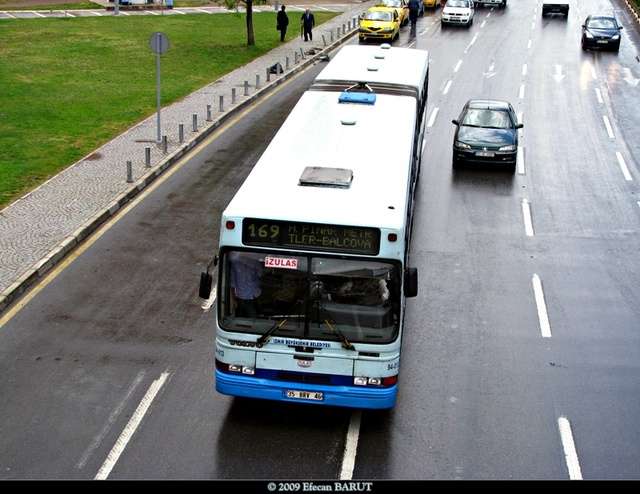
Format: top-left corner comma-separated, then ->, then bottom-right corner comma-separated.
507,162 -> 516,174
468,17 -> 473,26
613,42 -> 620,52
581,38 -> 586,50
502,0 -> 507,8
452,156 -> 461,170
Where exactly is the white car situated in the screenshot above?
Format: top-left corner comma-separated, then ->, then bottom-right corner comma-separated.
476,0 -> 507,8
441,0 -> 475,27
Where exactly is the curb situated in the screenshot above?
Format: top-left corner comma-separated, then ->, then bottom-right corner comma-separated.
621,0 -> 640,25
0,24 -> 360,315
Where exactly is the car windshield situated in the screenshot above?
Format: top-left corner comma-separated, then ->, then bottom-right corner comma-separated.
380,0 -> 402,7
365,11 -> 393,21
462,109 -> 513,129
219,250 -> 401,344
587,17 -> 617,29
446,0 -> 469,8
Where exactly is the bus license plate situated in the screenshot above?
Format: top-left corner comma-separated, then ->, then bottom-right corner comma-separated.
476,151 -> 495,157
285,390 -> 324,401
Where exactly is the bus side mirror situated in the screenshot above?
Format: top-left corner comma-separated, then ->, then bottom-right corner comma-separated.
199,272 -> 213,299
516,123 -> 524,129
404,268 -> 418,298
199,254 -> 218,299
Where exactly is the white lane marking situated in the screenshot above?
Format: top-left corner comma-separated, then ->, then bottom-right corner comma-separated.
31,10 -> 45,17
527,39 -> 532,49
148,10 -> 160,15
531,21 -> 535,29
553,64 -> 565,82
443,80 -> 452,95
558,417 -> 583,480
517,146 -> 525,175
175,9 -> 187,14
522,199 -> 534,237
522,64 -> 528,77
196,8 -> 212,14
77,371 -> 146,470
603,115 -> 615,139
4,12 -> 16,17
119,10 -> 130,16
519,84 -> 525,99
95,371 -> 170,480
427,107 -> 439,128
532,274 -> 552,338
616,152 -> 633,181
486,12 -> 491,18
419,28 -> 429,36
464,33 -> 479,53
91,10 -> 102,16
407,40 -> 416,48
339,411 -> 362,480
201,284 -> 217,311
454,59 -> 463,73
315,5 -> 332,11
65,11 -> 75,17
481,19 -> 486,28
517,111 -> 524,126
591,66 -> 597,80
595,88 -> 603,104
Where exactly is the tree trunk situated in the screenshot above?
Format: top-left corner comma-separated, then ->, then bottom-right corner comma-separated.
246,1 -> 255,46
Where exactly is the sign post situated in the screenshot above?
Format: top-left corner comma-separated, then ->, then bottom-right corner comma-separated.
149,32 -> 170,144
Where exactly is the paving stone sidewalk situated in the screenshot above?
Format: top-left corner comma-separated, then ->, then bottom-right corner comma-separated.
0,2 -> 375,310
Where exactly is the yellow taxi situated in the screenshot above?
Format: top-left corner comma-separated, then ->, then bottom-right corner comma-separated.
359,6 -> 401,43
376,0 -> 409,26
424,0 -> 439,8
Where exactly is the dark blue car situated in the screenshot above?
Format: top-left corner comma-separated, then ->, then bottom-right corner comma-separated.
582,15 -> 623,52
451,100 -> 522,173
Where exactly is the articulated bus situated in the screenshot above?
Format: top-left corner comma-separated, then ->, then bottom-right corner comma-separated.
200,44 -> 430,409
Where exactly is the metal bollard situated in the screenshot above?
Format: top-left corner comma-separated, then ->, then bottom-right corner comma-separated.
192,114 -> 198,132
256,74 -> 260,89
126,160 -> 133,183
266,67 -> 271,82
286,56 -> 290,70
330,30 -> 334,42
145,147 -> 151,168
162,135 -> 168,154
219,95 -> 224,112
232,87 -> 236,104
206,104 -> 212,122
294,51 -> 298,64
342,24 -> 346,35
244,80 -> 249,96
179,124 -> 184,144
337,27 -> 341,38
322,34 -> 326,47
300,47 -> 305,59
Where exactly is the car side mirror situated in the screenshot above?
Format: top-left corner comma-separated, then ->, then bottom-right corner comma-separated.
619,26 -> 624,30
452,119 -> 460,126
582,24 -> 586,28
404,268 -> 418,298
516,123 -> 524,129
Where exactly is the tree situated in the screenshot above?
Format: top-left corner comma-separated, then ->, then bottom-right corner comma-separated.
223,0 -> 269,47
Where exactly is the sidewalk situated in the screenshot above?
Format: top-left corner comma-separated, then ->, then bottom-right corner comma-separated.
0,2 -> 375,312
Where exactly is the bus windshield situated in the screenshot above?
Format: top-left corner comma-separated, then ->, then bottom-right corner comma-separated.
219,250 -> 401,345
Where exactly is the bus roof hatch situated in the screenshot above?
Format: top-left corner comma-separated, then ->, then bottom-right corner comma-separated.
299,166 -> 353,189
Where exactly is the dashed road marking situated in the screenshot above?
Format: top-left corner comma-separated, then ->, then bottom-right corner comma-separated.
443,80 -> 452,95
522,64 -> 528,76
427,107 -> 439,127
481,19 -> 486,28
519,84 -> 525,99
522,199 -> 534,237
95,371 -> 170,480
595,88 -> 603,104
517,146 -> 525,175
527,39 -> 532,49
532,274 -> 552,338
454,59 -> 463,72
616,151 -> 633,181
603,115 -> 615,139
339,411 -> 362,480
558,417 -> 583,480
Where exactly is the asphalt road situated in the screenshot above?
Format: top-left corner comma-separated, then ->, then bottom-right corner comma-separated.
1,0 -> 639,480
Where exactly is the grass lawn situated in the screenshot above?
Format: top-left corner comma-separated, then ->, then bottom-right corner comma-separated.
0,11 -> 336,207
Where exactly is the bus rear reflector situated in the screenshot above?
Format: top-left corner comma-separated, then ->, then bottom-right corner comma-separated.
382,376 -> 398,386
226,220 -> 235,230
388,233 -> 397,242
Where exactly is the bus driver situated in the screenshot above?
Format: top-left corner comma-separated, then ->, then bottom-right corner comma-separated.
229,252 -> 263,318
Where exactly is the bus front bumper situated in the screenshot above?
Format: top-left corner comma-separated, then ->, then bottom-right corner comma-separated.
215,369 -> 398,409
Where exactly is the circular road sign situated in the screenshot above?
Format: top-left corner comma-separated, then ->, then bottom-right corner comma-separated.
149,32 -> 170,55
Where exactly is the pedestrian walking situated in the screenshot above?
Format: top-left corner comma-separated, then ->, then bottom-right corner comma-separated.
408,0 -> 420,30
277,5 -> 289,42
300,8 -> 315,42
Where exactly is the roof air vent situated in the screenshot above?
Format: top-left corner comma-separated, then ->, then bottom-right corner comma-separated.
299,167 -> 353,189
367,66 -> 379,72
374,54 -> 385,60
380,43 -> 391,50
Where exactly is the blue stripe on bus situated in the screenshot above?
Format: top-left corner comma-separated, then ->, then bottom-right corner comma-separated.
215,369 -> 397,409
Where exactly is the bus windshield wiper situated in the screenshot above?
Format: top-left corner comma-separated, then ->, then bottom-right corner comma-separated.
256,318 -> 287,348
324,319 -> 355,351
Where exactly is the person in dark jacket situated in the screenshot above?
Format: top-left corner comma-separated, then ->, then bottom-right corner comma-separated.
408,0 -> 420,29
300,9 -> 315,42
277,5 -> 289,42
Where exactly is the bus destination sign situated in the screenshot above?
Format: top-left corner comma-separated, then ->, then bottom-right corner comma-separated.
242,218 -> 380,255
